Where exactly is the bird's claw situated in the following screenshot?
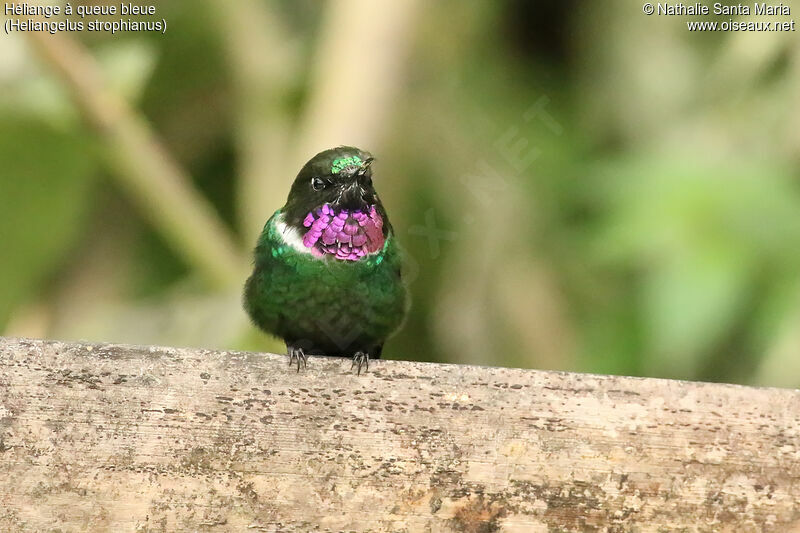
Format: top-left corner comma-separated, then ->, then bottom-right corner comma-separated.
351,351 -> 369,375
288,346 -> 307,372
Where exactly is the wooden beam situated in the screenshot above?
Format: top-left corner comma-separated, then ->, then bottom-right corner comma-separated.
1,337 -> 799,531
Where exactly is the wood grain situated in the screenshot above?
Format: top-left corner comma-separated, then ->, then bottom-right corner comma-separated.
1,337 -> 799,532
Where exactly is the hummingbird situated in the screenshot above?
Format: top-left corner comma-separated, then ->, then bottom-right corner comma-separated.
244,147 -> 408,374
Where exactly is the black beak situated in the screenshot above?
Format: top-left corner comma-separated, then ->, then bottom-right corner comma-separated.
358,157 -> 375,175
342,157 -> 374,179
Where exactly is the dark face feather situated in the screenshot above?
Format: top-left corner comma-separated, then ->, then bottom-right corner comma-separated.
283,146 -> 387,232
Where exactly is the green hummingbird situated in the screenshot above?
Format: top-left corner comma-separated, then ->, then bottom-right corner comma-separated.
244,147 -> 408,374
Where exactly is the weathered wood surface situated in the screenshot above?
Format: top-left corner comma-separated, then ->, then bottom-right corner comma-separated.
0,337 -> 799,532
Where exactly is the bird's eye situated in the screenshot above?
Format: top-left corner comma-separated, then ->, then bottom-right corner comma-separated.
311,177 -> 325,191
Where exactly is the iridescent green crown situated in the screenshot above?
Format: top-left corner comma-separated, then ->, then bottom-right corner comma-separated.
331,155 -> 363,174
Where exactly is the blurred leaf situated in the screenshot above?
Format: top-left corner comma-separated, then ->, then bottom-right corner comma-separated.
94,40 -> 158,104
0,34 -> 76,128
644,245 -> 752,377
0,115 -> 97,328
751,274 -> 800,387
0,36 -> 156,128
594,154 -> 800,378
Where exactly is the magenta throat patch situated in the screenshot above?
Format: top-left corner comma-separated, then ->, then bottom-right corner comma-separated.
301,204 -> 385,261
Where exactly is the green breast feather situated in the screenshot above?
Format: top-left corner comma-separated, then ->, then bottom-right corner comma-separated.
244,210 -> 407,355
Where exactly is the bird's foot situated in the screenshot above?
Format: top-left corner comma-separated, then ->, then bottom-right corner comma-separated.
351,351 -> 369,375
287,345 -> 307,372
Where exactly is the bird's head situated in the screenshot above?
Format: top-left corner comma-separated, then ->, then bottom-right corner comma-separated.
283,146 -> 389,261
284,146 -> 377,221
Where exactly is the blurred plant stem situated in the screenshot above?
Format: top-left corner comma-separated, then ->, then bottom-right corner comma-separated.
757,318 -> 800,388
25,31 -> 246,290
289,0 -> 422,171
209,0 -> 298,245
791,41 -> 800,156
4,300 -> 51,339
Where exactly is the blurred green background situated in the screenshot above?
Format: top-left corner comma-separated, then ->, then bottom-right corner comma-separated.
2,1 -> 799,387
